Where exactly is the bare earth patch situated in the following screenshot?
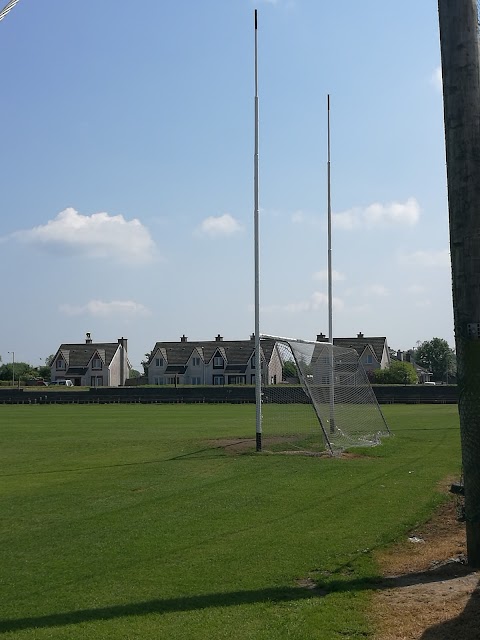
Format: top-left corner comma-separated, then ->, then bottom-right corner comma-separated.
210,436 -> 356,457
372,497 -> 480,639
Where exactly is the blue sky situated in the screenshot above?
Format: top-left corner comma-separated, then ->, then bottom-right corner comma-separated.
0,0 -> 450,370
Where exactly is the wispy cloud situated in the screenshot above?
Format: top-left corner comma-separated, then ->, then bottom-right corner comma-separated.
365,284 -> 389,297
333,197 -> 420,230
198,213 -> 242,237
398,249 -> 450,268
11,207 -> 156,264
59,300 -> 150,318
313,269 -> 346,282
262,291 -> 344,313
291,210 -> 321,227
345,283 -> 389,297
431,65 -> 443,92
406,284 -> 426,295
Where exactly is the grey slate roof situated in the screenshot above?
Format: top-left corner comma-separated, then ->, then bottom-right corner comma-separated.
332,337 -> 388,363
55,343 -> 121,368
148,338 -> 278,367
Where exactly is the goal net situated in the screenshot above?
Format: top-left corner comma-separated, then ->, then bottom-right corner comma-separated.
261,336 -> 390,455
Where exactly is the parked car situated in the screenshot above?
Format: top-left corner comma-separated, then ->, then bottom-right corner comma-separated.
50,380 -> 74,387
35,380 -> 49,386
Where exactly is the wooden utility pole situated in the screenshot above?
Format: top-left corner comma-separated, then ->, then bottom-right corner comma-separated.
438,0 -> 480,567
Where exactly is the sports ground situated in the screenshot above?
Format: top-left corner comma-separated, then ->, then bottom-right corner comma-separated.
0,403 -> 462,639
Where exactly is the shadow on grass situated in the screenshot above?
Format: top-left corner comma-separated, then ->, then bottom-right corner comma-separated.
0,586 -> 315,633
0,442 -> 245,477
1,564 -> 477,634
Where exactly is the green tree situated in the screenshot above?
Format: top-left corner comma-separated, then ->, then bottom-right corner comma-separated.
0,362 -> 36,383
372,361 -> 417,385
129,369 -> 141,378
38,365 -> 52,381
415,338 -> 456,382
282,360 -> 298,381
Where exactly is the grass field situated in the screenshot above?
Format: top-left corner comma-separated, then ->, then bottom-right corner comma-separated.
0,404 -> 461,639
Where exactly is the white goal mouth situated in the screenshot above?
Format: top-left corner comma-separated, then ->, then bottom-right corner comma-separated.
260,335 -> 390,455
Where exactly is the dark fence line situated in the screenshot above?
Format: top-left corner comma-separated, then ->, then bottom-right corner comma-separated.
0,385 -> 459,405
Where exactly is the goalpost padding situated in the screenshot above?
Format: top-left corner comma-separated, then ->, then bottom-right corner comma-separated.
261,336 -> 390,455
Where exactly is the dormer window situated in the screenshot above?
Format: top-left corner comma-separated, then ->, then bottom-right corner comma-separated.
92,357 -> 103,370
213,356 -> 224,369
56,359 -> 65,370
155,358 -> 164,367
366,355 -> 373,364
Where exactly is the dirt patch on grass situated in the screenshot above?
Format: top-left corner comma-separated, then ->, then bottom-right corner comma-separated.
372,497 -> 480,639
210,437 -> 366,457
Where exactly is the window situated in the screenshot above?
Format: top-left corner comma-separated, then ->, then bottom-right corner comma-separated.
155,358 -> 164,367
56,359 -> 65,370
213,375 -> 224,385
228,375 -> 246,385
92,358 -> 102,370
192,357 -> 200,367
167,376 -> 177,385
154,377 -> 164,385
366,355 -> 373,365
191,376 -> 201,385
251,357 -> 255,369
213,356 -> 224,369
90,376 -> 103,387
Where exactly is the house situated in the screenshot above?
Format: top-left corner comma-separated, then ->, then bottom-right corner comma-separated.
393,350 -> 433,384
145,334 -> 283,386
315,332 -> 391,373
50,333 -> 131,387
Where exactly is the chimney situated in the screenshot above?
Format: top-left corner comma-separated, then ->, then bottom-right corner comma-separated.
118,337 -> 128,351
397,349 -> 403,361
250,333 -> 255,341
215,334 -> 223,342
180,334 -> 188,343
316,333 -> 328,342
357,332 -> 364,339
86,332 -> 92,344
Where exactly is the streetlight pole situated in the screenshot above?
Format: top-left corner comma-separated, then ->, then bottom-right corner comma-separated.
8,351 -> 15,387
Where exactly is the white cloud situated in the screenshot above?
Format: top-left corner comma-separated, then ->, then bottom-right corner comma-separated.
333,197 -> 420,229
291,210 -> 321,227
399,249 -> 450,268
262,291 -> 344,314
313,269 -> 346,282
363,284 -> 389,297
291,210 -> 306,224
198,213 -> 242,237
415,299 -> 432,309
406,284 -> 426,295
344,283 -> 389,296
11,207 -> 156,264
59,299 -> 150,318
431,65 -> 443,92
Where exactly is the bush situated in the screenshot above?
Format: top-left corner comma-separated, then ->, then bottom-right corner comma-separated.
372,361 -> 417,385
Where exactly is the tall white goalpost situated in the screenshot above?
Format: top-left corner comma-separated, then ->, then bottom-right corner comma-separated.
252,16 -> 389,454
253,9 -> 262,452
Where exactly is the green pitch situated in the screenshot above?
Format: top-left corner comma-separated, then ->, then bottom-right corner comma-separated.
0,404 -> 461,639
